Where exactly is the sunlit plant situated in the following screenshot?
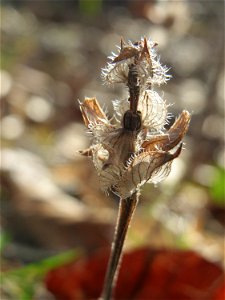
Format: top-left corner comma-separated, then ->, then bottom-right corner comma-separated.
79,37 -> 190,300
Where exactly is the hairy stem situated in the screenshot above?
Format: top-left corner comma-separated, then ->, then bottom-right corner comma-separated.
100,193 -> 139,300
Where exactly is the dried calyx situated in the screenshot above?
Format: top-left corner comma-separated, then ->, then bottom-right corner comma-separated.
80,37 -> 190,200
102,37 -> 171,88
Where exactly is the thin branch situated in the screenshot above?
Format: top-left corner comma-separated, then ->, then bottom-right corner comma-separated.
100,193 -> 139,300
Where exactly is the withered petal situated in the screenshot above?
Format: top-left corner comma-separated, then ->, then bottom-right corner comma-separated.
142,110 -> 191,151
79,97 -> 110,127
79,148 -> 93,157
141,135 -> 169,151
166,110 -> 190,150
140,37 -> 151,64
112,47 -> 139,63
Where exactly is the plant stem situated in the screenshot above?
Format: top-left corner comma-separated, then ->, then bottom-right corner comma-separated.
100,193 -> 139,300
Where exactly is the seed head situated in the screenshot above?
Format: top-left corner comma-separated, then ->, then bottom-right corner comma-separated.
80,37 -> 190,199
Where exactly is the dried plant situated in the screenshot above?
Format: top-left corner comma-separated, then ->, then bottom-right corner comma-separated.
79,37 -> 190,300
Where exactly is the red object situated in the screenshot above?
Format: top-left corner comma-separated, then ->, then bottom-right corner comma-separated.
45,248 -> 225,300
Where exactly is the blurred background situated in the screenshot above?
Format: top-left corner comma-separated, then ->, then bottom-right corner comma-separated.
1,0 -> 224,299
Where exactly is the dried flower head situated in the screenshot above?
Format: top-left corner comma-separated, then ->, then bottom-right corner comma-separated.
80,37 -> 190,200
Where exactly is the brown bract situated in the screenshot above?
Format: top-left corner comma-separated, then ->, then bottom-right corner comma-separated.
79,97 -> 110,127
112,37 -> 151,64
